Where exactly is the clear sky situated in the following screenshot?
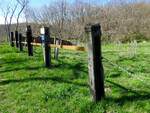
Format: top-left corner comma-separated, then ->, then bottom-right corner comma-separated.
29,0 -> 110,7
29,0 -> 55,7
0,0 -> 110,24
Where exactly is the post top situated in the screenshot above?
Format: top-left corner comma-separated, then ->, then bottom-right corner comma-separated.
85,23 -> 101,32
26,25 -> 31,32
40,27 -> 49,35
40,27 -> 45,35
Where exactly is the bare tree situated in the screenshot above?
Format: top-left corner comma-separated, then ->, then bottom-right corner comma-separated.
0,0 -> 18,42
16,0 -> 29,31
25,0 -> 150,43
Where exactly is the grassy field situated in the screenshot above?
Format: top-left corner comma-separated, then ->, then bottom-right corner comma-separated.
0,43 -> 150,113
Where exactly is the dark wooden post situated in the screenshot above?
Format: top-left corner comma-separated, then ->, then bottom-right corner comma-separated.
54,39 -> 59,60
10,32 -> 14,47
85,23 -> 105,102
40,27 -> 51,67
19,33 -> 23,51
15,31 -> 19,48
26,25 -> 33,56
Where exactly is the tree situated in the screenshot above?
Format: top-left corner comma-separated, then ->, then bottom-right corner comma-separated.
16,0 -> 29,31
24,0 -> 150,43
0,0 -> 18,42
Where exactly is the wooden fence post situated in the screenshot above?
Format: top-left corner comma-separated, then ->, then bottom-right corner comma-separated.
85,23 -> 105,102
26,25 -> 33,56
10,32 -> 14,47
15,31 -> 19,48
54,39 -> 59,60
40,27 -> 51,67
19,33 -> 23,51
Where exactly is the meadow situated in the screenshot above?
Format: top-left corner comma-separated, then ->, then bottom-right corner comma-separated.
0,42 -> 150,113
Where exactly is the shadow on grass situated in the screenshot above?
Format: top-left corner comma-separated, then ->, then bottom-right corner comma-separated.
0,59 -> 27,65
106,93 -> 150,106
0,57 -> 87,74
80,80 -> 150,113
0,76 -> 88,87
0,66 -> 43,74
106,80 -> 141,95
56,60 -> 88,79
106,80 -> 150,105
66,62 -> 87,79
72,63 -> 87,76
1,76 -> 150,112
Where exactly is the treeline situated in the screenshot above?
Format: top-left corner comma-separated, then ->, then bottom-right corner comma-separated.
1,0 -> 150,43
26,0 -> 150,43
0,24 -> 6,42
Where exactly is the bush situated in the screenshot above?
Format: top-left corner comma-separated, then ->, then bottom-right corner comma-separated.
122,32 -> 148,43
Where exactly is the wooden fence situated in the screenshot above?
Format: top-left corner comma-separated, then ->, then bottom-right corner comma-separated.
10,24 -> 104,102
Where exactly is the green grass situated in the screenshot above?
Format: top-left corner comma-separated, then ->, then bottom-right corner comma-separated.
0,43 -> 150,113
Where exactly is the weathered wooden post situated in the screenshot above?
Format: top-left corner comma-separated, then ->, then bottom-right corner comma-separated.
85,23 -> 105,102
60,39 -> 63,48
10,32 -> 14,47
19,33 -> 23,51
15,31 -> 19,48
26,25 -> 33,56
54,38 -> 59,60
40,27 -> 51,67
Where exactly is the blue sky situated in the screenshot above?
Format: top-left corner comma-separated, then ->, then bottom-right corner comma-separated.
29,0 -> 54,7
29,0 -> 110,7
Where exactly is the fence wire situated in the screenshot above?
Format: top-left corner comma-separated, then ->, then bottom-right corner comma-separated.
102,57 -> 150,88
